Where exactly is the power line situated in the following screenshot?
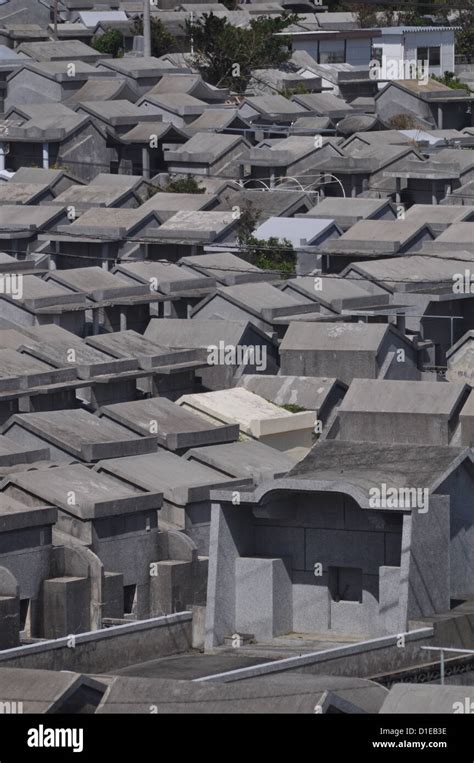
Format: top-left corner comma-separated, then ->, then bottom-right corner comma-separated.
0,244 -> 472,286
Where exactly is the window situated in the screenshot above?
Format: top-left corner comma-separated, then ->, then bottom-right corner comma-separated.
19,599 -> 30,633
123,584 -> 137,615
417,46 -> 440,67
430,46 -> 441,66
319,40 -> 345,64
329,566 -> 362,603
372,47 -> 383,64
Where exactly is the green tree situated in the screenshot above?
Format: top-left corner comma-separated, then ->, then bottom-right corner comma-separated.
281,82 -> 309,98
164,175 -> 205,194
432,72 -> 469,91
347,1 -> 450,28
234,204 -> 295,276
134,18 -> 176,57
243,235 -> 296,277
456,1 -> 474,62
186,12 -> 299,91
235,204 -> 262,243
92,29 -> 124,57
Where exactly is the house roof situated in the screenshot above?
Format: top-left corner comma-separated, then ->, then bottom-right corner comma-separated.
119,122 -> 188,144
0,205 -> 65,231
193,282 -> 308,317
0,434 -> 50,467
286,439 -> 470,496
49,184 -> 138,209
165,132 -> 249,164
177,387 -> 315,436
98,397 -> 238,450
75,100 -> 158,125
339,378 -> 468,416
343,256 -> 473,291
152,210 -> 236,242
95,451 -> 241,505
404,205 -> 471,226
45,267 -> 150,301
140,191 -> 216,218
185,439 -> 298,480
280,321 -> 392,352
0,182 -> 53,205
0,669 -> 103,713
434,223 -> 474,247
8,60 -> 109,83
249,135 -> 339,166
96,672 -> 386,714
184,109 -> 249,134
380,684 -> 474,715
2,409 -> 156,461
9,167 -> 80,187
84,329 -> 198,365
252,215 -> 340,247
237,374 -> 347,412
6,462 -> 162,520
217,187 -> 312,220
97,56 -> 170,78
377,78 -> 472,102
66,78 -> 138,104
179,251 -> 273,285
145,318 -> 270,349
137,92 -> 207,115
327,219 -> 431,249
148,74 -> 228,101
17,40 -> 106,62
305,197 -> 393,223
113,261 -> 212,293
50,207 -> 159,240
379,25 -> 458,34
292,92 -> 354,115
242,94 -> 306,117
282,275 -> 385,309
78,10 -> 128,26
446,330 -> 474,360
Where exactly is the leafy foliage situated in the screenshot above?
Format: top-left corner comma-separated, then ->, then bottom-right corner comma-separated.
455,3 -> 474,63
235,204 -> 262,243
343,1 -> 451,28
235,205 -> 296,276
432,72 -> 469,91
281,82 -> 309,98
186,12 -> 299,91
164,175 -> 205,194
134,17 -> 176,57
387,113 -> 419,130
245,235 -> 296,277
92,29 -> 124,57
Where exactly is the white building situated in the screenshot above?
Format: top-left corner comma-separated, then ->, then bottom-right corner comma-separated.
279,29 -> 379,67
372,26 -> 458,78
281,25 -> 458,80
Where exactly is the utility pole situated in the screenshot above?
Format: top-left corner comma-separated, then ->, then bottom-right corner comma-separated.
53,0 -> 58,41
143,0 -> 151,57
